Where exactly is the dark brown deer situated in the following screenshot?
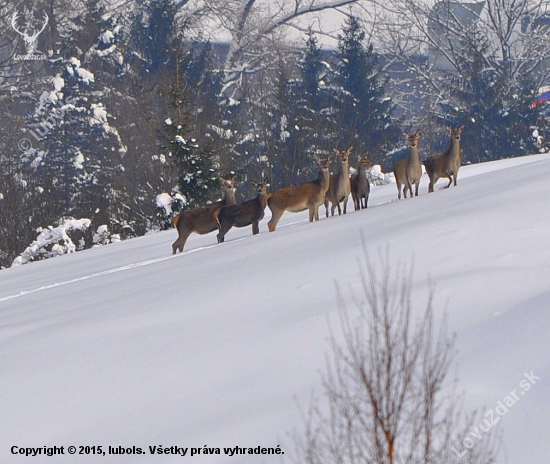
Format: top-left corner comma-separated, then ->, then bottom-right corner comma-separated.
325,147 -> 352,217
267,155 -> 332,232
351,155 -> 373,210
393,130 -> 422,199
216,179 -> 270,243
424,125 -> 464,193
171,177 -> 237,254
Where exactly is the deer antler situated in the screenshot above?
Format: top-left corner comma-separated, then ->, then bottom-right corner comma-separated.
11,12 -> 24,37
36,12 -> 49,37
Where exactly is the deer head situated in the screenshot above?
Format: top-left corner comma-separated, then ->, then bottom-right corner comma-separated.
358,155 -> 373,170
11,10 -> 49,55
403,130 -> 422,148
446,125 -> 464,142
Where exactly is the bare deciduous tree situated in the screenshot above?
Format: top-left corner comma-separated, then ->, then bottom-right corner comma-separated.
291,247 -> 500,464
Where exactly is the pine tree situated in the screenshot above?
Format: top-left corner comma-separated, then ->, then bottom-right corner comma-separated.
443,30 -> 539,162
131,0 -> 178,73
334,15 -> 401,162
296,29 -> 337,159
156,49 -> 221,215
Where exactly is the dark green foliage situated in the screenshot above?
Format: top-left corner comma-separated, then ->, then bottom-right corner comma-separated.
442,30 -> 539,162
131,0 -> 178,72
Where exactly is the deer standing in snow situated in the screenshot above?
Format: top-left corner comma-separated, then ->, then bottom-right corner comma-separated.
351,155 -> 373,210
171,177 -> 237,254
216,179 -> 270,243
423,125 -> 464,193
393,130 -> 422,199
267,156 -> 332,232
325,147 -> 352,217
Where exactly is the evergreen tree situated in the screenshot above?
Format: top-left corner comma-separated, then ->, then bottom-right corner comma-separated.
296,30 -> 337,158
156,51 -> 221,216
131,0 -> 178,73
26,55 -> 127,229
334,15 -> 401,162
443,30 -> 539,162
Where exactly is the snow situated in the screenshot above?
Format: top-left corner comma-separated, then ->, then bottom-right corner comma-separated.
1,154 -> 550,463
11,218 -> 91,267
68,57 -> 95,84
53,75 -> 65,91
101,30 -> 115,44
156,192 -> 175,216
91,103 -> 108,124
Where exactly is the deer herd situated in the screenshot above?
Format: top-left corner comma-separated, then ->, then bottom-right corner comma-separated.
171,125 -> 464,254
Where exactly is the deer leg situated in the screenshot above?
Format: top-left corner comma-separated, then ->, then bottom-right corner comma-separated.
172,230 -> 190,254
396,180 -> 402,200
415,181 -> 420,197
252,221 -> 259,235
343,197 -> 347,214
453,173 -> 458,186
429,174 -> 438,193
218,221 -> 232,243
445,175 -> 453,189
268,210 -> 283,232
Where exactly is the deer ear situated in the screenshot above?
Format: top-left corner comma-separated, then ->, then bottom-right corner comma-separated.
346,146 -> 353,154
416,130 -> 422,136
445,125 -> 452,133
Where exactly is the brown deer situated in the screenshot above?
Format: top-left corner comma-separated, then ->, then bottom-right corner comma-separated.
325,147 -> 352,217
267,155 -> 332,232
171,177 -> 237,254
393,130 -> 422,199
424,125 -> 464,193
216,178 -> 270,243
351,155 -> 373,210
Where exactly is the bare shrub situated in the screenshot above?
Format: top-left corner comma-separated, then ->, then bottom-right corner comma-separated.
291,247 -> 500,464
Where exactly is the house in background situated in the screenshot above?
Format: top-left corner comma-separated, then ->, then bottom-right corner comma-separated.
427,1 -> 486,73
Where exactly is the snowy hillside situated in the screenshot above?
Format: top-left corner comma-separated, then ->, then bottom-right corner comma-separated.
1,154 -> 549,463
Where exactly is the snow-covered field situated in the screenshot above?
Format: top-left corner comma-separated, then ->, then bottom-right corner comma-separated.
1,154 -> 549,463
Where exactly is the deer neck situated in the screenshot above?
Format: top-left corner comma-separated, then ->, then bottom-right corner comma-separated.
338,160 -> 349,181
408,145 -> 420,167
319,167 -> 330,190
449,138 -> 461,160
224,189 -> 237,206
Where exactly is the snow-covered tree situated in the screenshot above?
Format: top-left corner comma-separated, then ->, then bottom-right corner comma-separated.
332,14 -> 402,163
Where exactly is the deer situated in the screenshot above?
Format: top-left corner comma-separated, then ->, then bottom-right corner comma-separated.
267,155 -> 332,232
215,178 -> 270,243
325,147 -> 353,217
171,177 -> 237,254
393,130 -> 422,199
423,125 -> 464,193
351,155 -> 373,210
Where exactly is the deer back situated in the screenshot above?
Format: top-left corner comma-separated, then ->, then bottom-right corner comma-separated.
174,177 -> 237,233
268,157 -> 331,213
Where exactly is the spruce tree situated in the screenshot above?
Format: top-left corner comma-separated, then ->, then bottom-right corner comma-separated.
334,15 -> 401,161
156,49 -> 221,216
